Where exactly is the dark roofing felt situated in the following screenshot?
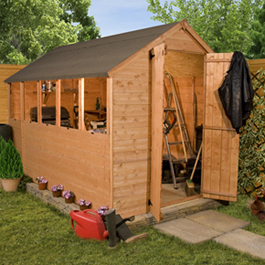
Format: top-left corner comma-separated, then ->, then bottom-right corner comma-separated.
5,22 -> 179,83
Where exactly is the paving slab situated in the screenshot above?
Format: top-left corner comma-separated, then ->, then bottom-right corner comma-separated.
186,210 -> 250,233
214,229 -> 265,260
154,218 -> 222,244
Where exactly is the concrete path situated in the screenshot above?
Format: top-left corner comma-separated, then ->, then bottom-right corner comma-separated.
154,210 -> 265,260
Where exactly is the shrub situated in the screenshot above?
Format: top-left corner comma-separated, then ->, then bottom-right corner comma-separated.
18,175 -> 33,192
0,140 -> 24,179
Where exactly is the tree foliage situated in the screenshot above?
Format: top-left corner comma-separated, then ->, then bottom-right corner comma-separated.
147,0 -> 262,53
238,70 -> 265,194
247,2 -> 265,59
0,0 -> 100,64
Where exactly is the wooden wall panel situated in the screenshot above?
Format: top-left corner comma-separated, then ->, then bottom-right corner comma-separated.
10,82 -> 21,120
24,81 -> 37,121
111,55 -> 151,217
9,119 -> 22,154
164,28 -> 206,54
22,121 -> 111,209
0,65 -> 26,123
247,58 -> 265,74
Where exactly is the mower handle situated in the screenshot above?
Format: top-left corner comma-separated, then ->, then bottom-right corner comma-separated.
116,215 -> 135,229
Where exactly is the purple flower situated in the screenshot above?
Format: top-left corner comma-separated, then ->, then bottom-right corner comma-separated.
51,184 -> 63,191
78,199 -> 85,206
57,184 -> 63,191
97,205 -> 108,217
78,199 -> 91,207
36,176 -> 48,184
85,201 -> 91,207
63,190 -> 74,199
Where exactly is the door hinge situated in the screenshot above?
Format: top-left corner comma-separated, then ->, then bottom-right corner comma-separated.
148,199 -> 153,206
150,49 -> 155,60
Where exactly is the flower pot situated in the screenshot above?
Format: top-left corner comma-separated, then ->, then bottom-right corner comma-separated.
52,190 -> 61,197
38,182 -> 47,190
0,179 -> 2,189
2,177 -> 22,192
80,205 -> 90,211
65,197 -> 74,204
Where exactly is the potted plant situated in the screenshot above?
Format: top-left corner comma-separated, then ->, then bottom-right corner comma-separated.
0,136 -> 6,189
0,139 -> 24,192
63,190 -> 75,203
97,205 -> 109,221
78,199 -> 92,210
51,184 -> 63,197
36,176 -> 48,190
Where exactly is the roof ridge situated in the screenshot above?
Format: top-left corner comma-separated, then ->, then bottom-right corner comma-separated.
49,22 -> 179,55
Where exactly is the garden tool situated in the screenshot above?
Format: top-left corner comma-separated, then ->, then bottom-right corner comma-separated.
185,141 -> 202,197
163,109 -> 177,135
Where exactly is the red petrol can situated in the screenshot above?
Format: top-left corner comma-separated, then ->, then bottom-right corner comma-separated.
70,209 -> 109,241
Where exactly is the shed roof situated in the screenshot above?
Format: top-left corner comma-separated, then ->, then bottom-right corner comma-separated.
5,22 -> 179,83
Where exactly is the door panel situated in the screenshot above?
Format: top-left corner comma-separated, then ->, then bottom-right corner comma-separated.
202,53 -> 239,202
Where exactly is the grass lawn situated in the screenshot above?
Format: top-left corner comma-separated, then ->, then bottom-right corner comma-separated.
0,190 -> 264,265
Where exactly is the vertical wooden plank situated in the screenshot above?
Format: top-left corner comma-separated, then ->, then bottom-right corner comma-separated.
201,129 -> 211,198
219,54 -> 233,201
56,80 -> 61,126
107,77 -> 113,208
202,54 -> 213,198
210,53 -> 223,200
37,81 -> 42,123
229,132 -> 239,201
100,78 -> 105,108
78,78 -> 85,131
7,84 -> 11,121
191,77 -> 195,150
150,43 -> 165,223
20,82 -> 25,164
220,130 -> 231,201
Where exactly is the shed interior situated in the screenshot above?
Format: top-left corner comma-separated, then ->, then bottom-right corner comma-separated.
160,51 -> 204,206
10,78 -> 107,131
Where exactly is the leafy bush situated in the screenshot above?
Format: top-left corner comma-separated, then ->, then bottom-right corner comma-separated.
0,140 -> 24,179
238,69 -> 265,194
0,136 -> 6,154
17,175 -> 33,192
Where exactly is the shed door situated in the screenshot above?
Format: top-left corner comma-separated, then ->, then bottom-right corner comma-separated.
202,53 -> 239,202
150,43 -> 165,223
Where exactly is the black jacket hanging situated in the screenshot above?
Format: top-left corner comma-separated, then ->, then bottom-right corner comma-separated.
218,51 -> 254,133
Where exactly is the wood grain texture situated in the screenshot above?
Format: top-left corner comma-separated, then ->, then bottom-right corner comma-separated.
202,53 -> 239,202
150,43 -> 165,223
21,121 -> 111,209
0,65 -> 26,123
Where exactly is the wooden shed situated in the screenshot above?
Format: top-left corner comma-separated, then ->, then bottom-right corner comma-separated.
5,19 -> 239,222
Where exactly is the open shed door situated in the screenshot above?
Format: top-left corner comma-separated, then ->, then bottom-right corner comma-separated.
202,53 -> 239,202
150,43 -> 165,223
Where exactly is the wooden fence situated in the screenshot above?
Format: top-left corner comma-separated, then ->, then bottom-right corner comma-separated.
0,65 -> 26,123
